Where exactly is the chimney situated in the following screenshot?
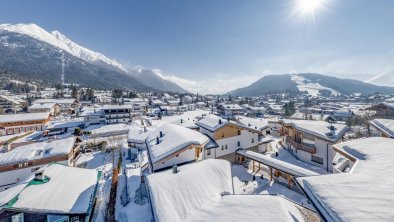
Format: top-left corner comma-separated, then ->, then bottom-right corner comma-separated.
172,164 -> 178,174
34,171 -> 45,181
159,131 -> 163,138
156,136 -> 160,145
219,119 -> 222,124
181,119 -> 183,123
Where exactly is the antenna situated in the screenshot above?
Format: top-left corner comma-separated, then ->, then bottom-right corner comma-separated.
60,51 -> 65,85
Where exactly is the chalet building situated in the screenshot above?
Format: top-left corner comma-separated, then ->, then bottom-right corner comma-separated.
196,114 -> 262,162
0,95 -> 23,113
369,118 -> 394,138
217,104 -> 243,118
0,163 -> 99,222
28,102 -> 60,116
145,123 -> 210,172
241,105 -> 266,118
280,119 -> 349,172
0,137 -> 81,191
33,99 -> 79,113
367,102 -> 394,118
79,107 -> 106,127
297,137 -> 394,221
102,105 -> 132,124
0,112 -> 50,135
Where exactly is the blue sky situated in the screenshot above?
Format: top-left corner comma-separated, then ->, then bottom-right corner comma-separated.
1,0 -> 394,93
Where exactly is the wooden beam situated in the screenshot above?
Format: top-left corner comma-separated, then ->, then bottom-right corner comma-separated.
287,174 -> 291,189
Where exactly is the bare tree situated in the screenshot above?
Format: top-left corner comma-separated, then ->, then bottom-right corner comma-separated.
107,136 -> 123,166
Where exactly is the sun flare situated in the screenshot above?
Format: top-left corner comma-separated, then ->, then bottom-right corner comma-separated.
296,0 -> 324,14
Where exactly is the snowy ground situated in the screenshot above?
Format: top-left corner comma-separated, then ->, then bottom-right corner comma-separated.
291,74 -> 340,97
115,147 -> 152,222
75,150 -> 119,222
231,164 -> 313,209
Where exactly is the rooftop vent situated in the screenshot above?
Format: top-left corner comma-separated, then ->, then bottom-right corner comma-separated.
172,164 -> 178,174
156,136 -> 160,145
181,119 -> 183,123
219,119 -> 222,124
159,131 -> 163,138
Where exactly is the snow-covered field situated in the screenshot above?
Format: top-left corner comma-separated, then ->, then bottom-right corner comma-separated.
291,75 -> 340,97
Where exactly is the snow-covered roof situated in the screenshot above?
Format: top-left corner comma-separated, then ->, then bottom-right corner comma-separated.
236,150 -> 322,177
33,99 -> 76,105
0,137 -> 76,166
28,102 -> 57,109
369,118 -> 394,137
0,112 -> 50,123
235,116 -> 269,131
282,119 -> 348,142
101,104 -> 132,110
146,124 -> 209,164
147,159 -> 305,222
195,114 -> 228,131
46,120 -> 85,129
127,126 -> 155,143
297,137 -> 394,222
219,103 -> 243,110
84,123 -> 129,134
6,163 -> 98,214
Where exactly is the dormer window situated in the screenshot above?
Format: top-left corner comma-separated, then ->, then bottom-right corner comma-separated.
237,130 -> 241,135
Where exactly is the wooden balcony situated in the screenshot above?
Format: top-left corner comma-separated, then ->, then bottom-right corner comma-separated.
286,136 -> 316,154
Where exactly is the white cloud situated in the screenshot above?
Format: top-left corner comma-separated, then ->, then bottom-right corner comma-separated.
152,69 -> 261,95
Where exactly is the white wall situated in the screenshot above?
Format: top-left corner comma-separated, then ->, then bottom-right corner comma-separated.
152,148 -> 196,172
0,160 -> 68,191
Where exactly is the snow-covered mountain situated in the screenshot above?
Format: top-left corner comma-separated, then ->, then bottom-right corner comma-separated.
0,23 -> 128,73
0,23 -> 188,92
365,70 -> 394,87
227,73 -> 394,96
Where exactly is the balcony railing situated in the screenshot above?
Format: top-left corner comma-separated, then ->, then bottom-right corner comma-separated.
286,136 -> 316,154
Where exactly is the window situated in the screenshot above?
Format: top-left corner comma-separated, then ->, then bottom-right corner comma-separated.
237,130 -> 241,135
207,149 -> 211,155
222,133 -> 224,138
176,154 -> 179,157
311,155 -> 324,165
251,138 -> 255,143
237,141 -> 241,147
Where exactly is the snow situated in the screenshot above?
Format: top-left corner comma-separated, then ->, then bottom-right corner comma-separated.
0,137 -> 76,166
236,150 -> 322,177
146,124 -> 209,164
194,195 -> 303,222
195,114 -> 227,131
115,148 -> 152,222
0,23 -> 128,73
85,123 -> 129,135
282,119 -> 349,142
291,75 -> 340,96
0,182 -> 29,207
147,159 -> 307,222
235,115 -> 269,130
297,137 -> 394,222
370,118 -> 394,137
146,159 -> 233,222
11,163 -> 98,214
0,112 -> 50,123
160,109 -> 208,123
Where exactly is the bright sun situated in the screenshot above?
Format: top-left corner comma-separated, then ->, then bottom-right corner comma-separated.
296,0 -> 324,14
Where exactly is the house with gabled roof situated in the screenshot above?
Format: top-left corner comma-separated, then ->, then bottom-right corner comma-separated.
280,119 -> 349,172
196,114 -> 263,161
0,163 -> 99,222
369,118 -> 394,138
0,137 -> 81,191
145,123 -> 210,172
